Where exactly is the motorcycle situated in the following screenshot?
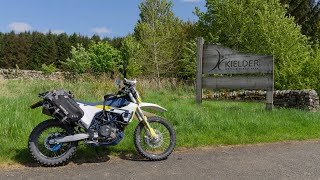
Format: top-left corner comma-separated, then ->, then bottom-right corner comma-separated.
28,78 -> 176,166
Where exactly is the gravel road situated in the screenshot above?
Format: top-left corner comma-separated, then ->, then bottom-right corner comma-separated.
1,141 -> 320,180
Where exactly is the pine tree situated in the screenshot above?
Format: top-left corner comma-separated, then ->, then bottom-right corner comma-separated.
280,0 -> 320,42
16,32 -> 32,69
109,37 -> 125,49
29,32 -> 53,70
69,33 -> 81,48
55,33 -> 71,68
1,31 -> 16,68
46,31 -> 58,66
0,31 -> 107,70
91,34 -> 101,43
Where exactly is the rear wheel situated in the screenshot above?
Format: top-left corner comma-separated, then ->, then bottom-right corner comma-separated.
28,119 -> 77,166
134,116 -> 176,160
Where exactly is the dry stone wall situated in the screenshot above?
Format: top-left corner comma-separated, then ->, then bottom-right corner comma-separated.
204,90 -> 320,112
0,68 -> 64,80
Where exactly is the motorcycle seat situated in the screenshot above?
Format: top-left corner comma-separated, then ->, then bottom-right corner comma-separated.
104,94 -> 117,101
76,98 -> 130,108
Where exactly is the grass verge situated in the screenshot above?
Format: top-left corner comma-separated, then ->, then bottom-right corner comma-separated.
1,79 -> 320,166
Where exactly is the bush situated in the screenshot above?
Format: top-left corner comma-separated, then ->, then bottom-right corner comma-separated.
41,63 -> 57,74
88,42 -> 121,74
62,44 -> 91,74
62,42 -> 122,76
301,44 -> 320,93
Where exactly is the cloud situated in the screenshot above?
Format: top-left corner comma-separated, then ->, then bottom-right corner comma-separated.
91,27 -> 112,34
181,0 -> 201,3
8,22 -> 32,32
51,29 -> 65,34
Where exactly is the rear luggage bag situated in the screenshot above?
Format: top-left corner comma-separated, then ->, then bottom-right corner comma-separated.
42,90 -> 84,123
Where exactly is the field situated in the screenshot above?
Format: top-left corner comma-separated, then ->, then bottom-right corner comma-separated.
1,78 -> 320,166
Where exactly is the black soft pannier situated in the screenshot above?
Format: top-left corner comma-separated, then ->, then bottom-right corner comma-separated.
42,90 -> 84,123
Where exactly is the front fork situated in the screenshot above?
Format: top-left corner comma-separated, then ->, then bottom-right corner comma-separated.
128,91 -> 157,138
135,107 -> 157,138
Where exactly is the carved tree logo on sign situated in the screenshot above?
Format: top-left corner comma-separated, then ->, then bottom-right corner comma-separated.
209,50 -> 226,71
196,37 -> 274,110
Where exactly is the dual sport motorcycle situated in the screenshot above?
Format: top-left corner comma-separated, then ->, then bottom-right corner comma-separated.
28,79 -> 176,166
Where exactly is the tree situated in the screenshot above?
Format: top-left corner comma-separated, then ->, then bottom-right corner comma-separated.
69,33 -> 80,47
134,0 -> 184,80
80,35 -> 91,49
196,0 -> 313,90
280,0 -> 320,42
55,33 -> 71,68
102,37 -> 111,43
88,41 -> 121,74
1,32 -> 17,68
69,33 -> 91,49
63,42 -> 121,76
109,37 -> 125,49
29,32 -> 53,70
176,21 -> 199,80
17,32 -> 32,69
62,44 -> 91,74
0,31 -> 107,70
46,31 -> 58,66
91,34 -> 101,43
1,31 -> 31,69
176,39 -> 197,80
120,35 -> 142,78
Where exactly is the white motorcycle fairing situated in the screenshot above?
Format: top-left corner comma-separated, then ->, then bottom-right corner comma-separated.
77,103 -> 102,129
139,102 -> 167,112
77,101 -> 138,129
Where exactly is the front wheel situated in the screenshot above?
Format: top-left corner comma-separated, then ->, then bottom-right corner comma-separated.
134,116 -> 176,160
28,119 -> 77,166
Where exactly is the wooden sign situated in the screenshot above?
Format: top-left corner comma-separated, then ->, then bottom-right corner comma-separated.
196,37 -> 274,110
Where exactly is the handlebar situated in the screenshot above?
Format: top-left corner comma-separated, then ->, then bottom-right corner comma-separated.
123,78 -> 136,86
30,100 -> 43,109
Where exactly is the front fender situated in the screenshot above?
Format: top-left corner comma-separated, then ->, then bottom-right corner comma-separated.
139,102 -> 167,112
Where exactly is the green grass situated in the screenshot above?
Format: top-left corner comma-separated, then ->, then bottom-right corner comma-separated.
1,79 -> 320,165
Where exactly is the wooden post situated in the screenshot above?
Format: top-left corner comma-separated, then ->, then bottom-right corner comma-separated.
196,37 -> 204,104
266,56 -> 274,110
266,90 -> 273,110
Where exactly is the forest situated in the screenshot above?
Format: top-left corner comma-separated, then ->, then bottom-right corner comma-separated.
0,0 -> 319,91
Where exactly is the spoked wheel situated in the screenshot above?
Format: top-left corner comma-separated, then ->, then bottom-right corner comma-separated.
134,116 -> 176,160
28,119 -> 77,166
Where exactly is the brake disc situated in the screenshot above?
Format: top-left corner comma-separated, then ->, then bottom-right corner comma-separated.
144,129 -> 164,148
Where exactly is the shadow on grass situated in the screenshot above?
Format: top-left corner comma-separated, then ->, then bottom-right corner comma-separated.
13,148 -> 38,167
12,146 -> 146,167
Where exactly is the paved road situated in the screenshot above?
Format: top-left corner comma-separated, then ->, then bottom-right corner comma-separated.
2,141 -> 320,180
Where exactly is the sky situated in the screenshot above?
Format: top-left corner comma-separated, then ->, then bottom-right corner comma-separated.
0,0 -> 206,38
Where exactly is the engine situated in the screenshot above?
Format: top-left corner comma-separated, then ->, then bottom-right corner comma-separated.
99,124 -> 117,140
88,112 -> 126,143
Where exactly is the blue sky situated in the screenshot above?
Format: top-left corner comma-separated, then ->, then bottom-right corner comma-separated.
0,0 -> 206,38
